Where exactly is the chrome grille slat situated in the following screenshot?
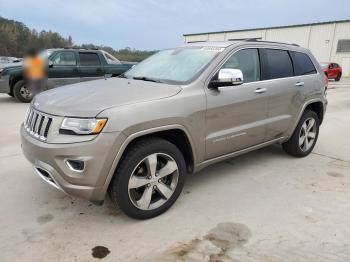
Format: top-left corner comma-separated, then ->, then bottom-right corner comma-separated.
33,114 -> 41,134
27,110 -> 34,127
24,107 -> 52,141
37,115 -> 45,135
40,117 -> 49,137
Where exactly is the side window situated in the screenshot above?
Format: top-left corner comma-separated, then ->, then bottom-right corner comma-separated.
52,52 -> 76,65
263,49 -> 293,79
79,53 -> 101,65
221,48 -> 260,83
291,51 -> 317,76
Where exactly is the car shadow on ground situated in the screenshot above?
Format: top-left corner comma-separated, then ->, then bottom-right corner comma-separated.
31,144 -> 290,224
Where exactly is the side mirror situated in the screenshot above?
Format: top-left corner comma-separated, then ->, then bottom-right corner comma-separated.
209,68 -> 243,90
48,61 -> 54,68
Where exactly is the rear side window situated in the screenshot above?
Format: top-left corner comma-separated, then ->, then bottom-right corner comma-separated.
79,53 -> 101,65
292,51 -> 317,75
262,49 -> 293,79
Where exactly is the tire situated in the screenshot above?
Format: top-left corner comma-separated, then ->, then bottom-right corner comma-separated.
335,73 -> 341,82
282,110 -> 319,157
13,80 -> 33,103
110,137 -> 186,219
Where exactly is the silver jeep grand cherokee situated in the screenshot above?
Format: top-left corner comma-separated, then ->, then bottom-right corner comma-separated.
21,40 -> 327,219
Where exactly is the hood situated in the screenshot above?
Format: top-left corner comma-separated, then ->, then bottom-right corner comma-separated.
33,78 -> 182,117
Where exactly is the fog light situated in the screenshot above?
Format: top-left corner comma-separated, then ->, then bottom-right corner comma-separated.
65,159 -> 85,172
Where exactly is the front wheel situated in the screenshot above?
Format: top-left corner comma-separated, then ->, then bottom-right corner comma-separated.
109,138 -> 186,219
335,73 -> 342,82
13,80 -> 33,103
282,110 -> 319,157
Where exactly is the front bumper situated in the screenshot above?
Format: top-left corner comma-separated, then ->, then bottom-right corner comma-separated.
0,75 -> 10,93
21,124 -> 125,201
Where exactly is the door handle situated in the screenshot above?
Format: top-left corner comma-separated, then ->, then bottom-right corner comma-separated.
295,82 -> 304,87
255,88 -> 267,94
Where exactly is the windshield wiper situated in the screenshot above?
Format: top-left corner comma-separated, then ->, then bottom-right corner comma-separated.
117,74 -> 127,78
132,76 -> 162,83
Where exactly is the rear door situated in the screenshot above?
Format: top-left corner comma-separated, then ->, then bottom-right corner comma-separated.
78,52 -> 105,82
47,51 -> 79,88
262,49 -> 317,141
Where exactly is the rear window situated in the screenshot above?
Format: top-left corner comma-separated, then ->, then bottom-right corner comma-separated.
79,53 -> 101,65
292,51 -> 317,75
263,49 -> 294,79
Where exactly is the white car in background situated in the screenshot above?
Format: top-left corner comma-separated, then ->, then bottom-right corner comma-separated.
0,56 -> 22,72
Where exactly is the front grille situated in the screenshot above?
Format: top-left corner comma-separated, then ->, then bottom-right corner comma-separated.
24,107 -> 53,141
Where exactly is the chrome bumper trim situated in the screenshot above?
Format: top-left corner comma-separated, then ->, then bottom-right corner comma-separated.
33,166 -> 64,192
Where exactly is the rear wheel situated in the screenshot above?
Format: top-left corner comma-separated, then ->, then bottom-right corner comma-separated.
282,110 -> 319,157
109,138 -> 186,219
13,80 -> 33,103
335,72 -> 341,82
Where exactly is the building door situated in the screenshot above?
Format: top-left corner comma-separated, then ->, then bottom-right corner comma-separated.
342,58 -> 350,78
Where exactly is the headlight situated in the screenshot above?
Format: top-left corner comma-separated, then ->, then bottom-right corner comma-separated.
60,118 -> 107,135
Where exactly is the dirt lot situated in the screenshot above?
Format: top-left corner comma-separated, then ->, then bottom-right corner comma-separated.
0,79 -> 350,262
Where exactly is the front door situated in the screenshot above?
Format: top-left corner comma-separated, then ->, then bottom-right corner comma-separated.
47,51 -> 80,89
205,48 -> 269,159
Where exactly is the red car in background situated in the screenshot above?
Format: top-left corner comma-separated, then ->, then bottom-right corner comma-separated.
320,62 -> 342,81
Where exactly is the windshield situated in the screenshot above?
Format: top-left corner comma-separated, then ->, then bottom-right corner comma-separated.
103,51 -> 121,64
39,50 -> 54,60
124,47 -> 222,84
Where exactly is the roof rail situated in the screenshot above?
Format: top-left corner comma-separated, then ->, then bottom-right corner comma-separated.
227,37 -> 262,41
244,38 -> 300,46
63,47 -> 101,51
186,39 -> 300,47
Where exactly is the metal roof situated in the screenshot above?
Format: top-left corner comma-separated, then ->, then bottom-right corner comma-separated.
183,19 -> 350,36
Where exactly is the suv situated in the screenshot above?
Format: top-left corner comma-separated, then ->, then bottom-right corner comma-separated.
0,49 -> 134,102
21,41 -> 327,219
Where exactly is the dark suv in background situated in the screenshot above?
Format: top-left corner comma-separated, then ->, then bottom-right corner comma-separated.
0,49 -> 134,102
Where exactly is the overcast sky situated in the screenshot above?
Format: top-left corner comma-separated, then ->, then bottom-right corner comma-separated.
0,0 -> 349,50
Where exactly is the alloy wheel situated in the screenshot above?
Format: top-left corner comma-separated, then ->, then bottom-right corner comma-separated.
128,153 -> 179,210
299,117 -> 317,152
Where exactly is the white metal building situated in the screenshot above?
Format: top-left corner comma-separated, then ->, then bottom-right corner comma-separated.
184,20 -> 350,77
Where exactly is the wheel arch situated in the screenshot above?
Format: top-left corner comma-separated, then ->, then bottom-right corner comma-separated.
285,99 -> 325,143
304,101 -> 324,125
101,125 -> 197,199
9,75 -> 23,93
